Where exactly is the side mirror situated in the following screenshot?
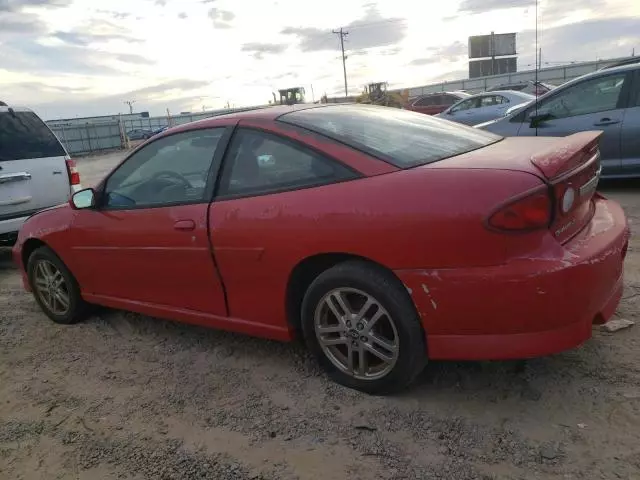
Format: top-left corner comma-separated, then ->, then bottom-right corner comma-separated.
71,188 -> 95,210
529,112 -> 552,128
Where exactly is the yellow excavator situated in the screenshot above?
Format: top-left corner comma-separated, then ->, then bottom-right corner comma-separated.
271,87 -> 306,106
356,82 -> 408,108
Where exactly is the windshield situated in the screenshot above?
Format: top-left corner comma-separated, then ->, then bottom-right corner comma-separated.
0,111 -> 66,161
279,105 -> 501,168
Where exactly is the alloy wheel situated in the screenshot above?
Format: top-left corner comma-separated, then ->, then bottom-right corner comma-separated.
33,260 -> 70,316
314,287 -> 399,381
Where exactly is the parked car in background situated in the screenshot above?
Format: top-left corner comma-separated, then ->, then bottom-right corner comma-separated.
436,91 -> 535,126
13,104 -> 628,394
404,91 -> 470,115
477,62 -> 640,178
0,103 -> 81,246
151,126 -> 169,136
126,128 -> 154,141
487,81 -> 556,97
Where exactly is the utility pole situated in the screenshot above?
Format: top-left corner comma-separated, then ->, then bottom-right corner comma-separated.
124,100 -> 136,114
333,27 -> 348,96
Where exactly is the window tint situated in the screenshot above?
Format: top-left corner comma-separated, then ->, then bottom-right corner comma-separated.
442,95 -> 459,106
414,96 -> 434,107
217,129 -> 356,197
451,98 -> 480,112
0,111 -> 65,161
530,73 -> 627,120
280,104 -> 501,168
104,128 -> 224,209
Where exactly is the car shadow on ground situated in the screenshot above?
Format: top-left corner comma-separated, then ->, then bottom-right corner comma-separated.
87,305 -> 614,404
0,248 -> 14,270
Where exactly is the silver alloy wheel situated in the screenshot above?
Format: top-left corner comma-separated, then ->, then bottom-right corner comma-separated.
314,287 -> 399,381
33,260 -> 70,316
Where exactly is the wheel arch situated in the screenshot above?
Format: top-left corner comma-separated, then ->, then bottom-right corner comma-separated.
285,252 -> 414,339
21,238 -> 48,268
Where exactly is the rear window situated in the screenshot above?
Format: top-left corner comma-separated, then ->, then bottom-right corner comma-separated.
0,111 -> 66,161
279,105 -> 501,168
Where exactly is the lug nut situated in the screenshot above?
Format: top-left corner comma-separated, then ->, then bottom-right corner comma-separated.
352,340 -> 358,347
346,321 -> 352,328
356,322 -> 364,330
360,336 -> 368,342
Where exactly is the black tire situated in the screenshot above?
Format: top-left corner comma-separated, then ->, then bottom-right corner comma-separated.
301,261 -> 427,394
27,246 -> 88,325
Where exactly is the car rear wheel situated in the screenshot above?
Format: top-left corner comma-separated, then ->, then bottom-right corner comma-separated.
27,246 -> 88,325
301,261 -> 427,394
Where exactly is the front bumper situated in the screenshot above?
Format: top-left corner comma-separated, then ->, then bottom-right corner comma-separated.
396,195 -> 629,360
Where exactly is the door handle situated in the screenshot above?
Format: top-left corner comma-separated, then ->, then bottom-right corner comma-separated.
593,118 -> 620,126
0,172 -> 31,184
173,219 -> 195,231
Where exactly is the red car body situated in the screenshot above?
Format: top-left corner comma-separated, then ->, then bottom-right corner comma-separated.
13,105 -> 629,362
404,91 -> 470,115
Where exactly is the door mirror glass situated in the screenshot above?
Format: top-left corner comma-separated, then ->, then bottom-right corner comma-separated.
71,188 -> 95,209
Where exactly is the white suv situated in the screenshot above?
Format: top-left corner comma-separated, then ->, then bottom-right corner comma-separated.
0,102 -> 82,246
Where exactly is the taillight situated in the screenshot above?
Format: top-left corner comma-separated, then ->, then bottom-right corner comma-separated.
487,188 -> 552,231
65,159 -> 80,185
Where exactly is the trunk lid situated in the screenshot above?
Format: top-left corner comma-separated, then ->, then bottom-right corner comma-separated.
429,131 -> 603,243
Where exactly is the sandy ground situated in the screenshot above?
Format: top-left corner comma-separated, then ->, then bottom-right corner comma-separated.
1,151 -> 639,479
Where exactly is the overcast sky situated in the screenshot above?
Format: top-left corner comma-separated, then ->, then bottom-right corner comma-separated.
0,0 -> 638,119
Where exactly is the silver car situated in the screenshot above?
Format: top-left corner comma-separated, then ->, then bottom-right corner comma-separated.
0,103 -> 82,245
476,62 -> 640,178
435,91 -> 535,126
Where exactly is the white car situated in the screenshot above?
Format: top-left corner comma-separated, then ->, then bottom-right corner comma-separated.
0,102 -> 82,246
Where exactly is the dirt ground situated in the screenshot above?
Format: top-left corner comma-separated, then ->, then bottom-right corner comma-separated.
1,152 -> 639,479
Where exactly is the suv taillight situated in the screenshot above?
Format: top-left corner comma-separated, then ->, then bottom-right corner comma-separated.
487,188 -> 552,232
66,159 -> 80,186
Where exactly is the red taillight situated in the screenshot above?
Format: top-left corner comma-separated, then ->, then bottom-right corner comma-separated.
488,189 -> 552,231
65,159 -> 80,185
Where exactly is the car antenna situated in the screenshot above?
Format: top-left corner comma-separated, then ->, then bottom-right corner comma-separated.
534,0 -> 539,136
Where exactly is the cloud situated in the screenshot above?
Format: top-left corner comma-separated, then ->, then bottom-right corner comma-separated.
0,13 -> 46,36
517,17 -> 639,66
208,7 -> 234,29
155,0 -> 167,6
95,9 -> 130,20
52,19 -> 142,45
115,53 -> 155,65
178,12 -> 187,19
282,6 -> 406,52
128,79 -> 211,97
0,0 -> 71,12
241,42 -> 288,60
458,0 -> 533,14
409,41 -> 467,67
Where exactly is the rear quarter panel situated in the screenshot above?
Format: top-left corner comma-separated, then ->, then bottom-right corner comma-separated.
210,165 -> 543,330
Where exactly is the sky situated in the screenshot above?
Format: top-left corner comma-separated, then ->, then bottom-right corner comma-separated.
0,0 -> 638,120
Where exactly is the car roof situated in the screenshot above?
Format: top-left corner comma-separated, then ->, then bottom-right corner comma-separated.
0,105 -> 35,113
467,90 -> 534,98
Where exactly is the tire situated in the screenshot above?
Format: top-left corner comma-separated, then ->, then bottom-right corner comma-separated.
27,246 -> 88,325
301,261 -> 427,394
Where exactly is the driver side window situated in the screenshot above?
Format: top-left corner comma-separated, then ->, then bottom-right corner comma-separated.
528,72 -> 627,120
104,128 -> 225,209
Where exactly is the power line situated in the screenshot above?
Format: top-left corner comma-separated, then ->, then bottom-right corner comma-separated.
124,100 -> 136,114
332,27 -> 349,96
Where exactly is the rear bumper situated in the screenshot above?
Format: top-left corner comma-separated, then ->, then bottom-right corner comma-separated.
396,195 -> 629,360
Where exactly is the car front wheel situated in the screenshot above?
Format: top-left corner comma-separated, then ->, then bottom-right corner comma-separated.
301,261 -> 427,394
27,246 -> 88,325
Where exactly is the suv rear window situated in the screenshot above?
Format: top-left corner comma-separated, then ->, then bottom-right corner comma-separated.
279,105 -> 501,168
0,111 -> 65,161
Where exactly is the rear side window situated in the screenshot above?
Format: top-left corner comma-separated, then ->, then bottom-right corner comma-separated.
279,105 -> 501,168
0,111 -> 65,161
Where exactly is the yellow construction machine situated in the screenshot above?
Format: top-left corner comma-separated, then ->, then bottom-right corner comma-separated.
271,87 -> 306,106
356,82 -> 408,108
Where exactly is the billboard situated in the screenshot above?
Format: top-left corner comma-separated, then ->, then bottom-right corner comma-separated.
468,33 -> 516,59
469,57 -> 517,78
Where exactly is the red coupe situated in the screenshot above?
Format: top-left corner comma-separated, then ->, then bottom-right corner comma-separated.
13,104 -> 629,394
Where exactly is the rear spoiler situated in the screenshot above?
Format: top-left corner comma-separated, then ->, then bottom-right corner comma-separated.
529,131 -> 602,179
